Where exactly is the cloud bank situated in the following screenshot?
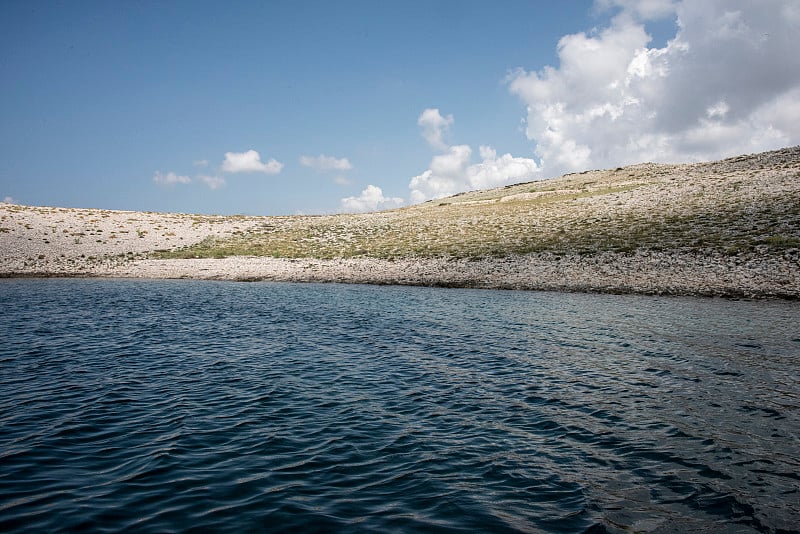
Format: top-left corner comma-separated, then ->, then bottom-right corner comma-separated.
508,0 -> 800,176
409,109 -> 541,203
221,150 -> 283,174
340,185 -> 404,213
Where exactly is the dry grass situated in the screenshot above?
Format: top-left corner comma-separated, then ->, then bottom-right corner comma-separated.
157,147 -> 800,260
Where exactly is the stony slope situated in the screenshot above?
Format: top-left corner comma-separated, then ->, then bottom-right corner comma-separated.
1,146 -> 798,297
160,147 -> 800,259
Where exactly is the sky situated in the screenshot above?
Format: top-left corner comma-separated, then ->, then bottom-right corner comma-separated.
1,0 -> 798,216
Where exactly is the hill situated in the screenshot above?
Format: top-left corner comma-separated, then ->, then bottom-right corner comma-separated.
1,146 -> 798,297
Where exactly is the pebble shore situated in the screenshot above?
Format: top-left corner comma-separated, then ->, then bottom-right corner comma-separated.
1,201 -> 797,298
2,147 -> 798,298
117,253 -> 800,298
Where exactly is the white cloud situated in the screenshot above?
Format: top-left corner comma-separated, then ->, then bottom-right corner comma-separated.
2,196 -> 16,204
193,159 -> 209,167
468,147 -> 541,190
430,145 -> 473,179
409,110 -> 541,203
410,143 -> 541,203
410,145 -> 473,203
300,154 -> 353,171
197,175 -> 226,190
508,0 -> 800,177
340,185 -> 405,213
221,150 -> 283,174
418,108 -> 454,150
333,176 -> 352,186
153,171 -> 191,186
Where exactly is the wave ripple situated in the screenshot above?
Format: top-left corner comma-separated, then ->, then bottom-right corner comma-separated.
1,279 -> 798,532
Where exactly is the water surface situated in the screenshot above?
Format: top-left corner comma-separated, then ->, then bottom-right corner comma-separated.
1,279 -> 798,532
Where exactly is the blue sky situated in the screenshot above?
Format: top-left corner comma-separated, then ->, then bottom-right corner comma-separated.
2,1 -> 798,215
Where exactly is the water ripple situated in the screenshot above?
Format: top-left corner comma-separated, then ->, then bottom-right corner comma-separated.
1,279 -> 798,532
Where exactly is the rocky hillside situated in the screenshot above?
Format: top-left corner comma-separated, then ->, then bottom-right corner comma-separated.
159,146 -> 800,260
1,146 -> 798,298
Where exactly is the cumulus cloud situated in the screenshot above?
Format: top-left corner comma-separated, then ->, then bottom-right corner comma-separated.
300,154 -> 353,171
196,175 -> 226,190
418,108 -> 454,150
468,147 -> 542,190
340,185 -> 405,213
410,144 -> 541,203
409,111 -> 541,203
508,0 -> 800,177
221,150 -> 283,174
153,171 -> 191,186
409,145 -> 472,203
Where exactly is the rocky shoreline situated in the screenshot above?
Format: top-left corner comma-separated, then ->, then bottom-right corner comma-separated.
3,147 -> 799,299
3,248 -> 798,299
2,214 -> 798,298
125,252 -> 800,298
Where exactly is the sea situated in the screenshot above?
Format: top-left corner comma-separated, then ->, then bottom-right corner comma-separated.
0,278 -> 798,533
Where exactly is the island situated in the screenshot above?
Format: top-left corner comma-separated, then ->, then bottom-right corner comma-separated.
2,146 -> 798,298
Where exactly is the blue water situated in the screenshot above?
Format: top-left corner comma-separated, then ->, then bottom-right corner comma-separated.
0,279 -> 798,533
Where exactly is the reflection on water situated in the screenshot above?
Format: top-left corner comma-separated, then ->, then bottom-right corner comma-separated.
0,279 -> 798,532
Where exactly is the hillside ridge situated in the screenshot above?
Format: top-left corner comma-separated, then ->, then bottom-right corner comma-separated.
2,146 -> 798,298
